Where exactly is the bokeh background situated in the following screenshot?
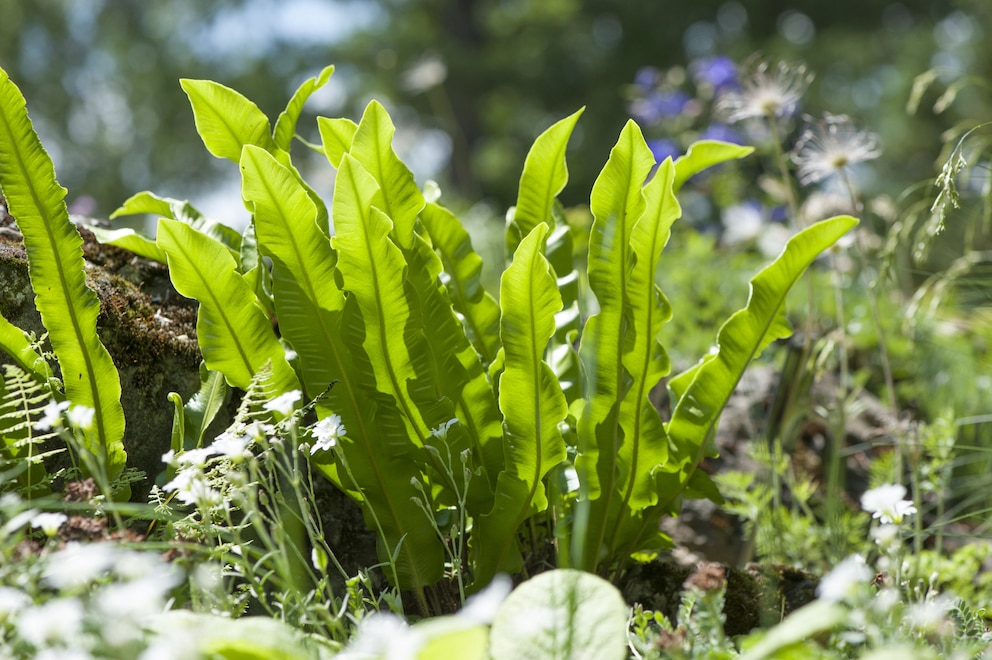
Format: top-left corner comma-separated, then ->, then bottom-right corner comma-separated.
0,0 -> 989,226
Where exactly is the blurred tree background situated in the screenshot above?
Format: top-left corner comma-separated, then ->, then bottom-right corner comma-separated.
0,0 -> 989,222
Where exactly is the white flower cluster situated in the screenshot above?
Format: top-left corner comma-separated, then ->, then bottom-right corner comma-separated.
1,543 -> 182,658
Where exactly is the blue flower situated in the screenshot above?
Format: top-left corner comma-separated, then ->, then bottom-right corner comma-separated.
647,139 -> 681,164
699,122 -> 744,145
631,90 -> 690,124
693,56 -> 738,91
634,66 -> 661,90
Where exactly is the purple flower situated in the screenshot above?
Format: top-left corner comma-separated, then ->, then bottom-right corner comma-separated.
631,90 -> 691,124
634,66 -> 661,90
693,56 -> 738,91
647,139 -> 681,164
699,123 -> 744,145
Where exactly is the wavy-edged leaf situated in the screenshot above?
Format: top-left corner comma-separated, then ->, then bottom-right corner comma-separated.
617,158 -> 680,508
402,233 -> 500,504
0,315 -> 51,381
349,101 -> 425,250
508,108 -> 584,254
84,225 -> 167,263
274,65 -> 334,152
112,191 -> 242,262
472,223 -> 567,588
420,201 -> 501,364
240,145 -> 343,398
317,116 -> 358,169
673,140 -> 753,192
657,215 -> 858,520
180,78 -> 276,163
157,219 -> 297,394
0,68 -> 126,477
330,155 -> 445,589
573,120 -> 654,571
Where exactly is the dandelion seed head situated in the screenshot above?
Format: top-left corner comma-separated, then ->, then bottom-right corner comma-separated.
717,60 -> 812,123
791,113 -> 881,186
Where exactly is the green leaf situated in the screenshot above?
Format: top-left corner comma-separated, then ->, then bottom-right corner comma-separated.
240,145 -> 342,399
673,140 -> 753,192
0,67 -> 126,478
331,154 -> 445,588
181,363 -> 229,450
157,218 -> 297,394
349,101 -> 425,250
84,225 -> 167,263
472,223 -> 567,588
316,116 -> 358,168
614,158 -> 680,518
420,201 -> 501,364
658,215 -> 858,518
0,315 -> 51,381
112,191 -> 243,262
508,108 -> 584,254
180,78 -> 276,163
738,600 -> 847,660
489,569 -> 629,660
574,120 -> 655,571
274,65 -> 334,152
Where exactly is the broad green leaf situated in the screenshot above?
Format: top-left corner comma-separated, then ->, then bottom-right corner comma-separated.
148,611 -> 337,660
420,201 -> 501,364
84,225 -> 167,263
574,120 -> 654,571
508,108 -> 584,254
614,158 -> 680,521
331,154 -> 445,588
0,315 -> 51,381
673,140 -> 753,192
332,155 -> 431,440
240,145 -> 341,399
273,65 -> 334,151
544,206 -> 582,404
349,101 -> 425,250
112,191 -> 242,262
157,219 -> 297,394
402,233 -> 500,504
656,215 -> 858,522
180,78 -> 276,163
738,600 -> 847,660
489,569 -> 628,660
180,363 -> 229,450
472,223 -> 567,587
110,190 -> 173,219
317,116 -> 358,168
0,68 -> 126,477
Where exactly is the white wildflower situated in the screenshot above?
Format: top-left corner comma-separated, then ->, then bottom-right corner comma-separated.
0,587 -> 31,622
66,405 -> 95,431
430,418 -> 459,440
309,414 -> 346,455
30,512 -> 67,537
163,467 -> 221,509
721,203 -> 765,245
907,593 -> 955,633
460,574 -> 512,625
175,446 -> 219,468
718,60 -> 812,123
36,400 -> 69,431
263,389 -> 302,416
816,554 -> 872,603
337,613 -> 415,660
211,432 -> 252,461
861,484 -> 918,525
791,113 -> 881,186
17,597 -> 85,648
42,542 -> 119,589
2,508 -> 40,537
870,523 -> 902,552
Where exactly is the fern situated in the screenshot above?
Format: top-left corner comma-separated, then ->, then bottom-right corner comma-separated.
0,364 -> 61,496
